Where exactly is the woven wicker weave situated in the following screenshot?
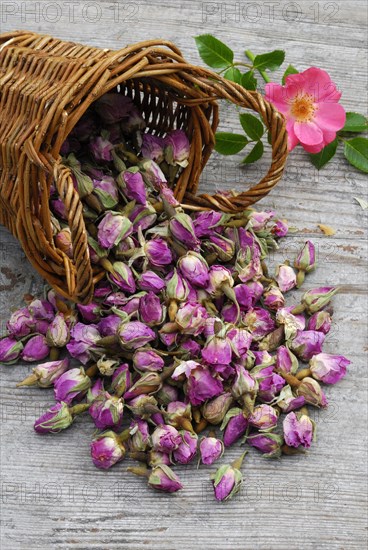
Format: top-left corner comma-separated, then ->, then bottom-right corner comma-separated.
0,30 -> 288,303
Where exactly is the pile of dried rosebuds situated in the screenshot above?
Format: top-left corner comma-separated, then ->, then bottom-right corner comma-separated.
0,93 -> 350,501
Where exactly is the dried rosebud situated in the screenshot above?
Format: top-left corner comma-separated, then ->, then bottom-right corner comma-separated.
109,363 -> 132,397
0,336 -> 23,363
34,401 -> 73,434
145,237 -> 173,267
175,303 -> 208,336
247,210 -> 275,231
202,334 -> 232,365
92,175 -> 119,209
309,353 -> 350,384
247,433 -> 283,457
243,308 -> 275,340
90,430 -> 127,469
125,394 -> 158,418
98,315 -> 122,337
89,391 -> 124,430
263,285 -> 285,311
202,392 -> 234,425
133,349 -> 164,372
130,203 -> 157,232
276,264 -> 297,292
28,299 -> 54,321
227,327 -> 252,357
17,358 -> 69,388
308,310 -> 332,334
139,158 -> 167,188
296,377 -> 328,408
169,212 -> 200,250
193,211 -> 224,238
164,129 -> 190,168
147,450 -> 171,467
165,269 -> 190,302
118,168 -> 147,205
249,404 -> 278,430
46,313 -> 70,347
118,321 -> 155,350
283,411 -> 315,448
123,371 -> 162,400
290,330 -> 325,361
148,465 -> 183,493
129,418 -> 150,452
199,437 -> 224,465
22,335 -> 49,362
301,287 -> 338,314
178,252 -> 209,288
151,424 -> 182,453
274,385 -> 306,413
221,408 -> 248,447
77,303 -> 101,323
206,265 -> 234,297
276,306 -> 306,340
6,307 -> 33,337
172,361 -> 223,406
94,93 -> 133,124
54,367 -> 91,404
138,271 -> 165,292
254,365 -> 285,403
97,211 -> 133,250
208,234 -> 235,262
271,219 -> 288,237
211,452 -> 246,502
108,262 -> 136,293
294,240 -> 316,281
276,345 -> 299,374
55,228 -> 73,258
156,384 -> 179,405
87,378 -> 104,403
141,133 -> 165,163
90,135 -> 113,162
173,430 -> 198,464
66,323 -> 101,364
139,292 -> 166,326
231,365 -> 257,401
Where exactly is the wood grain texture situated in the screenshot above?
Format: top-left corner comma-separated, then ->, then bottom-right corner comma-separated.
0,1 -> 367,548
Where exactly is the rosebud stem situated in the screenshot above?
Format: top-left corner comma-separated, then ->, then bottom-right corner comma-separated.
127,465 -> 149,478
291,303 -> 306,314
296,270 -> 305,288
16,373 -> 38,387
85,364 -> 99,378
99,257 -> 115,274
129,451 -> 148,463
49,347 -> 59,361
118,427 -> 131,442
96,335 -> 119,347
160,365 -> 176,381
168,299 -> 178,322
281,444 -> 305,455
194,418 -> 208,434
296,368 -> 312,380
277,371 -> 302,388
231,450 -> 248,470
69,403 -> 91,416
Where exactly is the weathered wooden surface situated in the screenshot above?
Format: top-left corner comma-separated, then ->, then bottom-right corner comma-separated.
0,1 -> 367,548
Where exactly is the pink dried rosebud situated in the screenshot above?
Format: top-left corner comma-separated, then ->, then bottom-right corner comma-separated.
17,358 -> 69,388
178,252 -> 209,288
297,377 -> 328,408
126,394 -> 158,418
199,436 -> 224,465
87,379 -> 105,403
94,92 -> 133,123
202,392 -> 234,425
133,349 -> 164,372
308,310 -> 332,334
138,271 -> 165,292
227,327 -> 252,357
290,330 -> 325,362
129,418 -> 150,452
98,315 -> 122,337
221,408 -> 248,447
90,135 -> 114,162
211,452 -> 246,502
233,284 -> 253,310
77,303 -> 101,323
139,158 -> 167,187
165,269 -> 190,302
146,450 -> 171,467
123,371 -> 162,400
156,384 -> 179,405
276,264 -> 297,292
249,404 -> 278,430
173,430 -> 198,464
110,363 -> 132,397
34,401 -> 73,434
255,365 -> 286,403
54,228 -> 73,258
46,313 -> 70,347
276,345 -> 299,374
247,433 -> 283,457
275,385 -> 306,413
151,424 -> 182,453
294,240 -> 316,271
271,219 -> 288,237
263,285 -> 285,311
201,334 -> 232,365
108,262 -> 136,293
208,234 -> 235,262
139,292 -> 166,326
97,211 -> 133,250
28,299 -> 54,321
119,168 -> 147,205
243,307 -> 275,340
6,307 -> 33,338
66,323 -> 101,364
89,391 -> 124,430
206,265 -> 234,297
92,175 -> 119,209
309,353 -> 350,384
169,212 -> 200,250
130,203 -> 157,232
54,367 -> 91,404
173,361 -> 223,406
118,321 -> 155,350
301,286 -> 338,314
141,133 -> 165,163
22,335 -> 49,362
193,210 -> 224,238
0,336 -> 23,363
90,430 -> 127,469
166,400 -> 192,429
175,302 -> 208,336
283,411 -> 315,448
231,364 -> 257,401
148,465 -> 183,493
247,210 -> 275,231
164,129 -> 190,167
145,237 -> 173,267
276,306 -> 306,340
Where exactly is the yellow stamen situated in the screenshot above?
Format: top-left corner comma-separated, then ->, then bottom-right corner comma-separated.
290,94 -> 316,123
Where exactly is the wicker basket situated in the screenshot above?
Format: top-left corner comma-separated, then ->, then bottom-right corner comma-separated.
0,30 -> 288,304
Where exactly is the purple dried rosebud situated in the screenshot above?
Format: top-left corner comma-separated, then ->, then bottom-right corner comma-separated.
172,430 -> 198,464
129,418 -> 150,452
92,175 -> 119,209
156,384 -> 179,405
208,234 -> 235,262
275,385 -> 306,413
206,265 -> 234,297
90,135 -> 114,162
296,377 -> 328,408
123,371 -> 162,400
211,453 -> 246,502
193,210 -> 224,238
108,262 -> 136,293
98,315 -> 122,337
148,465 -> 183,493
235,230 -> 262,282
263,285 -> 285,311
151,424 -> 182,453
90,430 -> 127,469
249,404 -> 278,430
28,299 -> 54,321
202,334 -> 232,365
247,210 -> 275,231
178,252 -> 209,288
221,408 -> 248,447
172,361 -> 223,406
50,198 -> 68,221
294,240 -> 316,284
97,211 -> 133,250
130,203 -> 157,232
110,363 -> 132,397
141,133 -> 165,162
271,219 -> 288,237
94,93 -> 133,124
231,364 -> 257,401
283,411 -> 315,449
46,313 -> 70,347
202,392 -> 234,425
290,330 -> 325,362
6,307 -> 33,337
66,323 -> 101,364
247,433 -> 283,457
17,358 -> 69,388
175,302 -> 208,336
89,391 -> 124,430
199,437 -> 224,465
309,353 -> 350,384
169,212 -> 200,250
276,264 -> 297,292
165,269 -> 190,302
133,349 -> 164,372
243,307 -> 275,340
138,271 -> 165,292
145,237 -> 173,267
254,365 -> 285,403
227,327 -> 252,357
139,158 -> 167,188
22,335 -> 49,362
139,292 -> 166,326
276,345 -> 299,374
164,129 -> 190,167
166,401 -> 192,429
34,401 -> 74,434
118,168 -> 147,205
300,286 -> 339,315
126,394 -> 158,418
54,367 -> 91,404
308,311 -> 332,334
0,336 -> 23,363
77,303 -> 100,323
87,378 -> 105,403
276,306 -> 306,340
118,321 -> 155,350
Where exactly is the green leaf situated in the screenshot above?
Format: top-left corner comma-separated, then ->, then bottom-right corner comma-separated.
253,50 -> 285,71
241,141 -> 264,164
224,66 -> 242,84
239,113 -> 264,141
194,35 -> 233,69
309,139 -> 339,169
215,133 -> 248,155
342,112 -> 368,133
241,71 -> 257,91
344,138 -> 368,173
282,64 -> 299,85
